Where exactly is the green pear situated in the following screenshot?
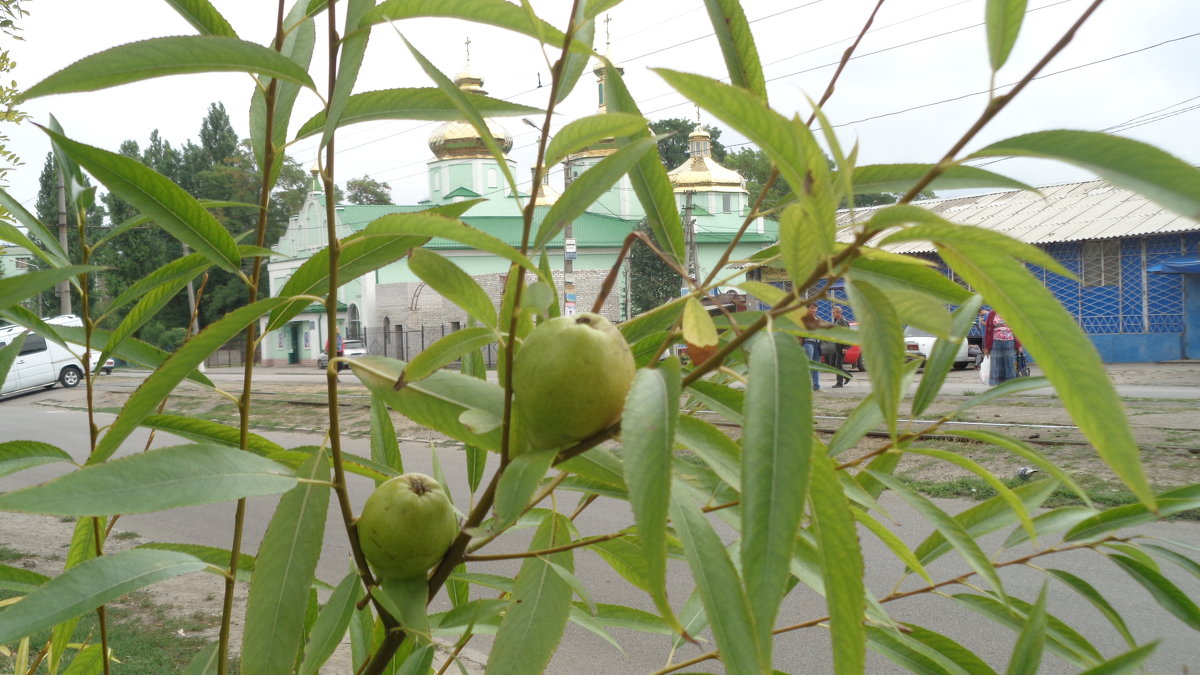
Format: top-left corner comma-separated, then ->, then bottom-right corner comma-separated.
513,312 -> 636,452
358,473 -> 458,580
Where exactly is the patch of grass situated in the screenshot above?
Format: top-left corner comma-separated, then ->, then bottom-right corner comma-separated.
899,474 -> 1200,520
0,544 -> 25,562
0,590 -> 213,673
113,531 -> 141,541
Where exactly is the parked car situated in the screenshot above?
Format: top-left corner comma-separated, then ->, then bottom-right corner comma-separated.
317,338 -> 367,370
904,325 -> 973,370
843,343 -> 866,371
1,315 -> 111,397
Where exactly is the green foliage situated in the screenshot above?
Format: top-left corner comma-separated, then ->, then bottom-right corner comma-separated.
1,3 -> 1197,675
649,117 -> 726,169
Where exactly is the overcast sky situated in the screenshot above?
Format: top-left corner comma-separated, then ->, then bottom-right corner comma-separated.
5,0 -> 1199,213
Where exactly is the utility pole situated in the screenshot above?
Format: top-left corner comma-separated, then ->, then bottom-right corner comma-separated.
56,167 -> 72,316
683,191 -> 698,291
562,156 -> 576,315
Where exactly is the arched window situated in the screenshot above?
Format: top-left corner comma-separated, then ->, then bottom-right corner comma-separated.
346,304 -> 361,339
487,168 -> 498,189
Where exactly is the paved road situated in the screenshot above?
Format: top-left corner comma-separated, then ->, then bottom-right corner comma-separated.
2,381 -> 1199,673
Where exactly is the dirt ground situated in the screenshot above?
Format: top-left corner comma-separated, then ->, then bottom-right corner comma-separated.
3,360 -> 1198,671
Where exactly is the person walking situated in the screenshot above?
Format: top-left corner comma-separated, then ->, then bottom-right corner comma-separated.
983,309 -> 1020,385
802,305 -> 822,392
826,306 -> 850,388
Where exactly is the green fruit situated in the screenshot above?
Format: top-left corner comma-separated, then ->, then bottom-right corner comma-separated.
358,473 -> 458,580
513,312 -> 636,452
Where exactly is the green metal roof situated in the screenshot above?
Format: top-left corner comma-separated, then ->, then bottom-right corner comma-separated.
301,301 -> 348,314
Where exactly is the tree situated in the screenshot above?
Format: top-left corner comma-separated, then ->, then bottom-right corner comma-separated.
649,117 -> 726,169
345,174 -> 392,204
723,145 -> 793,216
0,0 -> 28,189
3,4 -> 1198,675
628,220 -> 680,315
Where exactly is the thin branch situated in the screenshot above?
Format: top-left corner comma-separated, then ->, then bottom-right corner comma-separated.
464,532 -> 622,561
807,0 -> 888,125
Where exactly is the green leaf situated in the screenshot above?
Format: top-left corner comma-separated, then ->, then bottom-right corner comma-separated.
19,36 -> 315,102
61,643 -> 105,675
938,241 -> 1156,507
623,362 -> 681,630
0,564 -> 50,594
900,624 -> 999,675
1108,554 -> 1200,630
915,478 -> 1059,565
485,513 -> 575,675
250,0 -> 315,184
0,440 -> 74,478
0,265 -> 101,311
141,414 -> 284,456
970,131 -> 1200,219
870,471 -> 1005,597
619,295 -> 687,344
46,322 -> 212,388
1045,569 -> 1137,649
164,0 -> 238,36
741,332 -> 810,658
544,114 -> 647,168
0,549 -> 207,644
404,328 -> 496,385
878,209 -> 1069,276
670,484 -> 765,673
0,445 -> 296,516
366,0 -> 569,48
603,65 -> 684,265
94,298 -> 291,463
320,0 -> 374,151
948,430 -> 1088,504
0,187 -> 68,263
242,449 -> 331,675
676,415 -> 741,491
493,449 -> 556,532
364,208 -> 540,274
847,280 -> 905,436
811,455 -> 866,674
1064,484 -> 1200,541
702,0 -> 767,100
408,248 -> 498,329
685,379 -> 745,424
295,88 -> 542,139
182,642 -> 220,675
1006,584 -> 1048,675
845,256 -> 974,306
911,299 -> 982,417
351,356 -> 505,451
1076,642 -> 1159,675
572,602 -> 674,635
866,626 -> 957,675
950,377 -> 1054,415
42,129 -> 243,274
136,542 -> 256,582
534,136 -> 658,249
985,0 -> 1027,71
99,253 -> 210,351
370,398 -> 403,480
828,393 -> 885,458
1145,543 -> 1200,581
853,508 -> 933,585
554,8 -> 594,105
404,37 -> 520,201
1002,506 -> 1098,549
0,218 -> 62,271
590,535 -> 651,593
849,163 -> 1034,195
954,593 -> 1103,667
655,69 -> 811,211
908,447 -> 1038,543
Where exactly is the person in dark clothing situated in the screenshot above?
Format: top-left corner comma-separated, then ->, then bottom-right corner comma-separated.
826,306 -> 850,388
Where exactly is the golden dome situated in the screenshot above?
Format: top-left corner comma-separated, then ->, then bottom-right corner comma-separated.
667,125 -> 745,191
428,69 -> 512,160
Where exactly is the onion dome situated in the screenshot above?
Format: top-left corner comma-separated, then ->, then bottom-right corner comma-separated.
667,124 -> 744,191
428,69 -> 513,160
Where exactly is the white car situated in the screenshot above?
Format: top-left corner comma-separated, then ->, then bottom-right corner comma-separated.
904,326 -> 973,370
1,315 -> 112,397
317,338 -> 367,370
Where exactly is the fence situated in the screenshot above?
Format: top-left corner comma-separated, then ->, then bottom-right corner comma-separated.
359,324 -> 498,368
204,338 -> 260,368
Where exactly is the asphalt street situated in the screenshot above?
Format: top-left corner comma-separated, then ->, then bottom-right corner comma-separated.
2,373 -> 1198,674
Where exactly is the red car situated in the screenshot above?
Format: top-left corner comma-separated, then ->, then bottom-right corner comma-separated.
842,344 -> 866,371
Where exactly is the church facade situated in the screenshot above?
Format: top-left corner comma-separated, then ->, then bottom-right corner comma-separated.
260,62 -> 777,367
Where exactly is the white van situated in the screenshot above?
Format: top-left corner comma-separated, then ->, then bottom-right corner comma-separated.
0,315 -> 114,397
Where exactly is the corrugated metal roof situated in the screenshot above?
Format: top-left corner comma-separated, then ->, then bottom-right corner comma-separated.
837,178 -> 1198,253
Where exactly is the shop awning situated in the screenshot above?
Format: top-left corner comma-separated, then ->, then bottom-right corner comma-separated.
1148,256 -> 1200,274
